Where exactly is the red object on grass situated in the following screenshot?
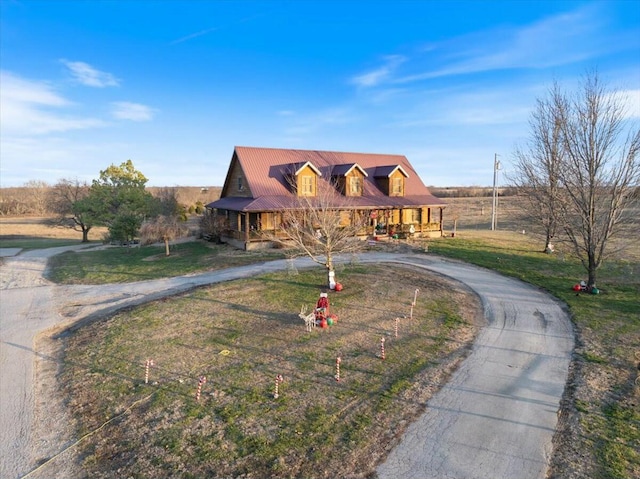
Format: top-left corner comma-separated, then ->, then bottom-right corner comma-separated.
335,283 -> 343,292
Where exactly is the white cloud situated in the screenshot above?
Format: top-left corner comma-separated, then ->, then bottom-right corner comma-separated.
351,55 -> 406,88
61,59 -> 120,87
0,70 -> 107,135
111,101 -> 156,121
611,89 -> 640,119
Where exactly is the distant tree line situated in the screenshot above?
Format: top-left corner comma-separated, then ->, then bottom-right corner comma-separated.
0,183 -> 221,217
429,186 -> 520,198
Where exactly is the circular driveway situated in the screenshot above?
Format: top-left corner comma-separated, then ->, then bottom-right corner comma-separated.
0,249 -> 573,479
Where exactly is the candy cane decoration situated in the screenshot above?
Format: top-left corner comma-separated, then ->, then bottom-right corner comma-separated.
144,358 -> 154,384
335,357 -> 341,382
196,376 -> 206,402
410,288 -> 420,319
380,337 -> 386,360
395,317 -> 399,338
274,374 -> 284,399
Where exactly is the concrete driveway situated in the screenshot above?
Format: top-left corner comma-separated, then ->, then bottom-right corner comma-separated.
0,248 -> 573,479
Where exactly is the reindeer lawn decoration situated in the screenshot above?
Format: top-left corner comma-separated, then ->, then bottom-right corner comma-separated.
299,305 -> 317,332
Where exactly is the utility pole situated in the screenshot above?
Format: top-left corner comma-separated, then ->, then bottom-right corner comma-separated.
491,154 -> 501,231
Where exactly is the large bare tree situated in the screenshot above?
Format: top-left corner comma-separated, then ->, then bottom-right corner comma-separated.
262,179 -> 368,287
557,72 -> 639,289
514,71 -> 639,289
510,82 -> 566,253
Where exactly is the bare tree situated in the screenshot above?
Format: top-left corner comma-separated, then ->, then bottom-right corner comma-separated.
139,215 -> 190,256
510,82 -> 566,253
516,72 -> 639,289
48,178 -> 94,242
23,180 -> 50,215
262,179 -> 368,287
557,72 -> 640,289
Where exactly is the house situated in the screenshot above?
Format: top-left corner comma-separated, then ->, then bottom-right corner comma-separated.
207,146 -> 446,250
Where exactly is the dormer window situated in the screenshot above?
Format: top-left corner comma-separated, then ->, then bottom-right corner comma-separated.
332,163 -> 367,197
292,161 -> 321,197
374,165 -> 408,197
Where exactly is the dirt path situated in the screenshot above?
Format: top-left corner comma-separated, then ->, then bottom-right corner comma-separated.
0,248 -> 573,479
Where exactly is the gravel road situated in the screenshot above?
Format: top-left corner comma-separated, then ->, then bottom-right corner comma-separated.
0,248 -> 573,479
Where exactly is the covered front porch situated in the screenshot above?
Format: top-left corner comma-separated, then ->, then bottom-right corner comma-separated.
211,206 -> 444,250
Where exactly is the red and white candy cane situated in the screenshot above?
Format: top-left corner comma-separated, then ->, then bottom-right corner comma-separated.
274,374 -> 284,399
380,337 -> 386,360
196,376 -> 207,402
335,357 -> 341,382
144,359 -> 154,384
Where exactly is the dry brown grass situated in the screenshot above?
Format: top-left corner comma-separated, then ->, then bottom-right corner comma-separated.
0,217 -> 108,241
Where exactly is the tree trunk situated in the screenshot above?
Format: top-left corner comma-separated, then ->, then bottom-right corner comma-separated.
164,237 -> 170,256
587,255 -> 597,290
82,227 -> 90,243
326,254 -> 335,289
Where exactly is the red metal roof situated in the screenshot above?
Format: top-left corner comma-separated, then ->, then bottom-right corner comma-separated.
209,146 -> 446,212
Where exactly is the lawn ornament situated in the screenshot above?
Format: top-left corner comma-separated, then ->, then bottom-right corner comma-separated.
380,337 -> 386,360
196,376 -> 206,402
329,271 -> 336,290
335,357 -> 341,382
335,283 -> 343,292
410,288 -> 419,319
395,317 -> 399,338
315,292 -> 329,326
274,374 -> 284,399
299,305 -> 317,332
144,358 -> 154,384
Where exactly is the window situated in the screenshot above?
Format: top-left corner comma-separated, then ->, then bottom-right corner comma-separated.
391,177 -> 403,195
410,209 -> 421,223
349,176 -> 363,196
238,177 -> 244,191
301,175 -> 314,196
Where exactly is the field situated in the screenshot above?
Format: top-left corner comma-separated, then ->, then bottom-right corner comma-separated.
2,195 -> 638,478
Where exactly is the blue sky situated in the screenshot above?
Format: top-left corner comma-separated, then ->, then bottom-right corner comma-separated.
1,0 -> 639,188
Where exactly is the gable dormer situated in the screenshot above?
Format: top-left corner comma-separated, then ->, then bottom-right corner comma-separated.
374,165 -> 409,197
292,161 -> 322,197
332,163 -> 368,196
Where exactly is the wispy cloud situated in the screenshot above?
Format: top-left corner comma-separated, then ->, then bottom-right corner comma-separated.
396,4 -> 617,83
351,55 -> 406,87
61,60 -> 120,87
0,71 -> 106,135
283,107 -> 356,137
351,4 -> 630,89
111,101 -> 157,121
170,27 -> 218,45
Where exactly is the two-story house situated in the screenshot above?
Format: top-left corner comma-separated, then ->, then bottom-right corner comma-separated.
207,146 -> 446,250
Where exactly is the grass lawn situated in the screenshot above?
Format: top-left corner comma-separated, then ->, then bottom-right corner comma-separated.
46,241 -> 287,284
59,264 -> 480,478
